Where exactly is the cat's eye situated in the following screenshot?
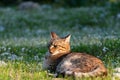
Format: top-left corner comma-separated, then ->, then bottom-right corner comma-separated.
53,45 -> 57,48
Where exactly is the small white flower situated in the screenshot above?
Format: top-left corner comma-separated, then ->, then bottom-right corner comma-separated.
117,13 -> 120,18
1,52 -> 10,56
0,61 -> 7,66
21,48 -> 25,52
0,26 -> 5,32
34,55 -> 39,60
102,47 -> 109,52
8,47 -> 11,50
8,54 -> 18,60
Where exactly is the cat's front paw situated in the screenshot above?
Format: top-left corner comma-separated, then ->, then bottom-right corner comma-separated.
65,71 -> 74,76
54,73 -> 58,77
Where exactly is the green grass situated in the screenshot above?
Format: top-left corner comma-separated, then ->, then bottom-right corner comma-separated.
0,6 -> 120,80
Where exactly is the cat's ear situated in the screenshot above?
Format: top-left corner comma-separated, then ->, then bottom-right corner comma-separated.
64,34 -> 71,43
51,32 -> 59,39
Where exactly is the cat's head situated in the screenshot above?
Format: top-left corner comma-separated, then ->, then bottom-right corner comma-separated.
48,32 -> 71,59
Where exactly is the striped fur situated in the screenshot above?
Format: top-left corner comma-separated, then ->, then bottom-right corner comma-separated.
42,32 -> 107,78
56,53 -> 107,77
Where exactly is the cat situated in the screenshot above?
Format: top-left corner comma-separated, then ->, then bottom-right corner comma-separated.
42,32 -> 107,78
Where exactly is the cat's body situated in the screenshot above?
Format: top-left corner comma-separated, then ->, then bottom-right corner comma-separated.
42,32 -> 107,78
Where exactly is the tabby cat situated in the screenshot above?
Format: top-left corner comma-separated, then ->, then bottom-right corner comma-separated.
42,32 -> 107,78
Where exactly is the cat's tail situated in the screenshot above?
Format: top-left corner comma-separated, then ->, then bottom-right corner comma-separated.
74,66 -> 107,77
65,65 -> 107,78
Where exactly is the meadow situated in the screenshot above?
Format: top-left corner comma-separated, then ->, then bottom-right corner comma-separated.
0,6 -> 120,80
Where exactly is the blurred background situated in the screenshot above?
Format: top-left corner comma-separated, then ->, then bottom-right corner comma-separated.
0,0 -> 120,79
0,0 -> 119,61
0,0 -> 120,7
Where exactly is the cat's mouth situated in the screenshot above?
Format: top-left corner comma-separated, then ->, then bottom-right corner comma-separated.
50,51 -> 59,56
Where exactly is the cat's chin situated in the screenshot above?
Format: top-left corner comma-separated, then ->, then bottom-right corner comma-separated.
51,53 -> 58,56
50,51 -> 60,56
50,52 -> 63,60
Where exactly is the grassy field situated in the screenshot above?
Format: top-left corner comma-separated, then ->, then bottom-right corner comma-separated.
0,6 -> 120,80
